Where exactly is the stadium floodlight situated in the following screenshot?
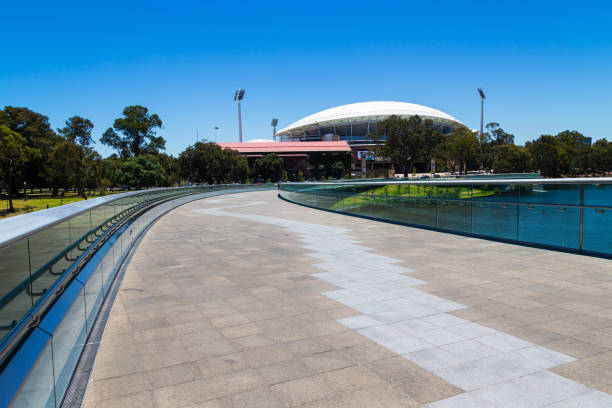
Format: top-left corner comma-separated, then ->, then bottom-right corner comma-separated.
478,88 -> 486,170
234,89 -> 245,142
271,118 -> 279,141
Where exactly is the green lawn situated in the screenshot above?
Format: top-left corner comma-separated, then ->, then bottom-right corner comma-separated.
0,190 -> 128,218
330,184 -> 496,210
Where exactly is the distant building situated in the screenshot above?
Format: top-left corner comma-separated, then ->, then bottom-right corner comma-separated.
218,141 -> 351,180
275,101 -> 464,176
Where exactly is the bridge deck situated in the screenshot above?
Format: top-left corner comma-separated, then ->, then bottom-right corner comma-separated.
83,190 -> 612,407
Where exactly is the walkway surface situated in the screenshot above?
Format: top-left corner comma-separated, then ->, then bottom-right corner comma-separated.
83,190 -> 612,407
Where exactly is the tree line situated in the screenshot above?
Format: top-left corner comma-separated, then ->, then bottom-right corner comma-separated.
369,115 -> 612,177
0,105 -> 282,212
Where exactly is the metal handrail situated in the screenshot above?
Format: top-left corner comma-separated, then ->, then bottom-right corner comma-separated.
0,187 -> 193,251
279,177 -> 612,186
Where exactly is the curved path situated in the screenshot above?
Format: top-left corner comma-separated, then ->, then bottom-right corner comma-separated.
83,190 -> 612,407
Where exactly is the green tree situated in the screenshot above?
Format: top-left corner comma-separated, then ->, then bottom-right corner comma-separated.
492,144 -> 533,173
48,141 -> 83,196
0,125 -> 31,211
57,116 -> 96,196
0,106 -> 61,191
592,139 -> 612,174
101,106 -> 164,157
368,115 -> 428,175
157,153 -> 180,186
486,122 -> 515,145
252,153 -> 284,181
83,149 -> 102,194
330,161 -> 346,179
118,155 -> 166,189
100,156 -> 122,191
435,127 -> 479,173
178,142 -> 249,184
57,116 -> 94,147
526,135 -> 563,177
555,130 -> 591,175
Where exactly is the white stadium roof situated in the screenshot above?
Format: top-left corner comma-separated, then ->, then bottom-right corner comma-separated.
276,101 -> 463,136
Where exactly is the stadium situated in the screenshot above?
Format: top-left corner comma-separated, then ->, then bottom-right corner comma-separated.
276,101 -> 464,143
275,101 -> 464,176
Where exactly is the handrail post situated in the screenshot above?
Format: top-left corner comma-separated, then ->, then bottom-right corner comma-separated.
579,184 -> 584,253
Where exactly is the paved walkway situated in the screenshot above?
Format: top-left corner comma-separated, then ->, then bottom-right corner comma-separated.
84,190 -> 612,407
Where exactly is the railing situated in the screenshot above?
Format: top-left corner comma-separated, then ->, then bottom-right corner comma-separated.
279,178 -> 612,257
0,184 -> 271,408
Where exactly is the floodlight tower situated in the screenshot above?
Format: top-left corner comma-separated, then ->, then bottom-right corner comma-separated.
478,88 -> 486,170
478,88 -> 486,142
234,89 -> 245,142
271,118 -> 279,141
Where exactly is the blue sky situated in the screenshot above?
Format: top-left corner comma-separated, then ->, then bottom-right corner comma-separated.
1,0 -> 611,156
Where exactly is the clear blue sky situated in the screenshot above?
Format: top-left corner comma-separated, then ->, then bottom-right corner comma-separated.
2,0 -> 611,156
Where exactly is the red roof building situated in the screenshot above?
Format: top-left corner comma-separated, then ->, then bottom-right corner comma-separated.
217,141 -> 351,156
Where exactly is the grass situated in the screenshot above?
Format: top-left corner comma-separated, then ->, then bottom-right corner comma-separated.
330,184 -> 497,210
0,190 -> 128,218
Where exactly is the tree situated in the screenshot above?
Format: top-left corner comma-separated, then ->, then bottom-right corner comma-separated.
592,139 -> 612,174
57,116 -> 94,147
435,127 -> 479,173
118,155 -> 166,189
252,153 -> 284,181
486,122 -> 515,145
48,141 -> 83,196
330,161 -> 346,179
57,116 -> 95,196
101,106 -> 164,157
100,156 -> 122,191
555,130 -> 591,175
0,106 -> 60,191
178,142 -> 249,184
493,144 -> 532,173
526,135 -> 563,177
0,125 -> 30,211
157,153 -> 180,186
368,115 -> 429,175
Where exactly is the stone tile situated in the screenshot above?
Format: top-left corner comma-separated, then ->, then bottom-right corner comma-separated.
153,379 -> 217,407
243,344 -> 294,367
257,359 -> 314,384
146,361 -> 202,389
394,374 -> 463,404
367,356 -> 428,382
87,372 -> 151,404
208,369 -> 267,398
471,381 -> 553,407
512,370 -> 591,402
220,388 -> 285,408
427,392 -> 496,408
270,375 -> 337,407
341,341 -> 394,364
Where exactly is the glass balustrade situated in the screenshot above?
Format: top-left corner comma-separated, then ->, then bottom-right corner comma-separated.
279,179 -> 612,257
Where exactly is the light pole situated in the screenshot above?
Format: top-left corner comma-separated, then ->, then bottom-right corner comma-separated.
234,89 -> 245,142
478,88 -> 486,170
271,118 -> 278,141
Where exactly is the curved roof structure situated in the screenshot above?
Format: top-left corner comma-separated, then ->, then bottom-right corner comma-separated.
276,101 -> 463,137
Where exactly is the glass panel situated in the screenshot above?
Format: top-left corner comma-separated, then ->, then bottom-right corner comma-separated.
582,206 -> 612,254
10,330 -> 55,408
518,203 -> 580,249
436,185 -> 471,233
471,184 -> 519,240
50,284 -> 87,401
83,262 -> 104,333
0,239 -> 31,340
27,221 -> 72,302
